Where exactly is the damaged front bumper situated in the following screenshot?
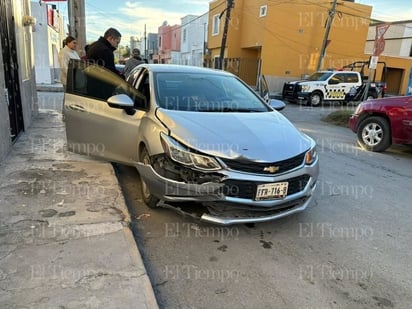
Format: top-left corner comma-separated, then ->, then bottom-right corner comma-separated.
135,160 -> 318,225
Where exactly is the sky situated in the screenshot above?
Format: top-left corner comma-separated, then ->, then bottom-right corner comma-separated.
358,0 -> 412,22
51,0 -> 412,43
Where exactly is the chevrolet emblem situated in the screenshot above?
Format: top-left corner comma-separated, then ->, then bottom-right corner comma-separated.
263,166 -> 280,173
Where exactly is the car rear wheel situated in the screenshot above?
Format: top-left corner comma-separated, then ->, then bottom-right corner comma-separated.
309,92 -> 323,107
357,116 -> 391,152
140,147 -> 160,208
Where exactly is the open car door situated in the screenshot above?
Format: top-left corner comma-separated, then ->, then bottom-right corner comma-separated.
256,75 -> 285,111
63,59 -> 147,165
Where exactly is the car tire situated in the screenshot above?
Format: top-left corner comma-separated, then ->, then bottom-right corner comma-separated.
140,147 -> 160,208
309,92 -> 323,107
357,116 -> 391,152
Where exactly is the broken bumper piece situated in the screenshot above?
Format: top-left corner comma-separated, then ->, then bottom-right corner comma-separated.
135,162 -> 318,225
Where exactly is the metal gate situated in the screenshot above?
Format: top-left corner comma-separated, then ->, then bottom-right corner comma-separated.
0,0 -> 24,142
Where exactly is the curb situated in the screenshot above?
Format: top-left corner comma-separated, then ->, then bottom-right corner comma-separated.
36,84 -> 64,92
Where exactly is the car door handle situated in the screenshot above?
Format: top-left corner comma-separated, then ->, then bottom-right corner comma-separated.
68,104 -> 86,112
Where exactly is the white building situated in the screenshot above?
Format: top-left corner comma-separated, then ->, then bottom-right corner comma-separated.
179,14 -> 208,66
31,1 -> 65,84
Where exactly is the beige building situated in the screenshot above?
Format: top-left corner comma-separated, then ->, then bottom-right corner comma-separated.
365,20 -> 412,95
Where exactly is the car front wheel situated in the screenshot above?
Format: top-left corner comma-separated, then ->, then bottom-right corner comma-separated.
357,116 -> 391,152
140,147 -> 160,208
309,92 -> 323,107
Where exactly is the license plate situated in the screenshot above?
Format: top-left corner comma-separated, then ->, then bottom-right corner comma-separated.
255,182 -> 288,200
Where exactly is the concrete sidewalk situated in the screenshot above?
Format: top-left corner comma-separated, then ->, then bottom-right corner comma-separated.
0,96 -> 158,308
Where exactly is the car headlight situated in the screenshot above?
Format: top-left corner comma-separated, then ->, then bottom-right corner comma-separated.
301,85 -> 311,92
305,146 -> 317,165
160,133 -> 221,171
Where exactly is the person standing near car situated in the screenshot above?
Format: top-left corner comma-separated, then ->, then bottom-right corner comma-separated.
80,44 -> 90,61
87,28 -> 122,75
58,36 -> 80,89
123,48 -> 145,78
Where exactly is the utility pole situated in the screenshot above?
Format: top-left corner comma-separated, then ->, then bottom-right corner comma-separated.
316,0 -> 337,71
218,0 -> 234,70
144,24 -> 147,59
203,22 -> 207,67
68,0 -> 86,56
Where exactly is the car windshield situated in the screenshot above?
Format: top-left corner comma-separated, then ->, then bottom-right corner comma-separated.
154,72 -> 270,112
307,72 -> 333,81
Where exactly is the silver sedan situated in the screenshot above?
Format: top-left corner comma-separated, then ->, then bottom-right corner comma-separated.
63,61 -> 319,225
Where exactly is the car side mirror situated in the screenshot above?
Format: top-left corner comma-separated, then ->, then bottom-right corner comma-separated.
269,99 -> 286,111
107,94 -> 136,115
107,94 -> 134,107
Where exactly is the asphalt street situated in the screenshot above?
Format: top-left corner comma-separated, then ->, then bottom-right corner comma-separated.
38,91 -> 412,308
115,103 -> 412,309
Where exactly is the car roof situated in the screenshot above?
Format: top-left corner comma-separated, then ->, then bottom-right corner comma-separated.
139,64 -> 235,76
315,70 -> 358,73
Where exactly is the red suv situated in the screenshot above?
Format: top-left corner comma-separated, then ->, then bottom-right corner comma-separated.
349,95 -> 412,152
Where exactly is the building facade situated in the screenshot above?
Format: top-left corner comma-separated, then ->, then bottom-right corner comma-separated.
365,20 -> 412,95
365,20 -> 412,57
179,14 -> 208,67
0,0 -> 38,161
206,0 -> 412,94
146,33 -> 158,62
154,21 -> 181,64
129,36 -> 141,54
31,2 -> 65,84
130,33 -> 158,61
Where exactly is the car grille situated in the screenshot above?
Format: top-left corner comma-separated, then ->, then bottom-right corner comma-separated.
220,152 -> 305,174
221,174 -> 310,199
282,83 -> 301,99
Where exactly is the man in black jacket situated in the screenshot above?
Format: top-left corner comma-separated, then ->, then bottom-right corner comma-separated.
87,28 -> 121,75
86,28 -> 122,99
123,48 -> 145,78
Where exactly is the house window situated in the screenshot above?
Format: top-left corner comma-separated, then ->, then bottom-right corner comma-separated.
259,5 -> 267,17
212,14 -> 220,36
183,29 -> 187,42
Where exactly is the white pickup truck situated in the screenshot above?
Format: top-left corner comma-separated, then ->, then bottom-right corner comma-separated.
282,70 -> 382,107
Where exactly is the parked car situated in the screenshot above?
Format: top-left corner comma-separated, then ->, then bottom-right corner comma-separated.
283,68 -> 385,106
63,60 -> 319,225
349,95 -> 412,152
341,60 -> 387,102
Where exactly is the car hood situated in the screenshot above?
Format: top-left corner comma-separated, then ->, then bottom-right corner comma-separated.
156,109 -> 312,161
286,80 -> 308,85
361,95 -> 412,108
